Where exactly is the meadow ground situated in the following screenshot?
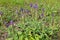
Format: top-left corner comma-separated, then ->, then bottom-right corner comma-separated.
0,0 -> 60,40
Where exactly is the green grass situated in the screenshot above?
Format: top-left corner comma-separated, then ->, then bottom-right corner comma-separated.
0,0 -> 60,40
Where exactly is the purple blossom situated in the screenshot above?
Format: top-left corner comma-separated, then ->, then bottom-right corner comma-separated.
33,4 -> 38,9
30,3 -> 33,7
9,20 -> 14,25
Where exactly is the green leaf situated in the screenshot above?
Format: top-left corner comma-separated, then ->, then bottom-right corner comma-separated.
35,34 -> 40,40
29,36 -> 35,40
25,37 -> 28,40
13,34 -> 18,40
17,31 -> 22,35
19,35 -> 24,40
6,38 -> 13,40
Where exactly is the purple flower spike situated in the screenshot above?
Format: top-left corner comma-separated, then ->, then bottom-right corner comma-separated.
33,4 -> 38,9
9,20 -> 14,25
30,3 -> 33,7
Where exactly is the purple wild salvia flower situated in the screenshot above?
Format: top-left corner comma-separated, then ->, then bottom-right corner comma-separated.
30,3 -> 33,7
33,4 -> 38,9
9,20 -> 14,25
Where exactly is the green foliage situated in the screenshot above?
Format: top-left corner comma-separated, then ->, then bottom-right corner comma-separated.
0,0 -> 60,40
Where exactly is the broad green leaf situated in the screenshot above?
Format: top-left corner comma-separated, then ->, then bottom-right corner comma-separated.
25,37 -> 28,40
6,38 -> 13,40
19,35 -> 24,40
29,36 -> 35,40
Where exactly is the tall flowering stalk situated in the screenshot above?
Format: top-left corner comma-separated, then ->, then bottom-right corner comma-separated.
34,4 -> 38,20
34,10 -> 38,20
20,8 -> 25,24
30,3 -> 34,20
41,8 -> 45,19
51,12 -> 55,26
30,3 -> 38,20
